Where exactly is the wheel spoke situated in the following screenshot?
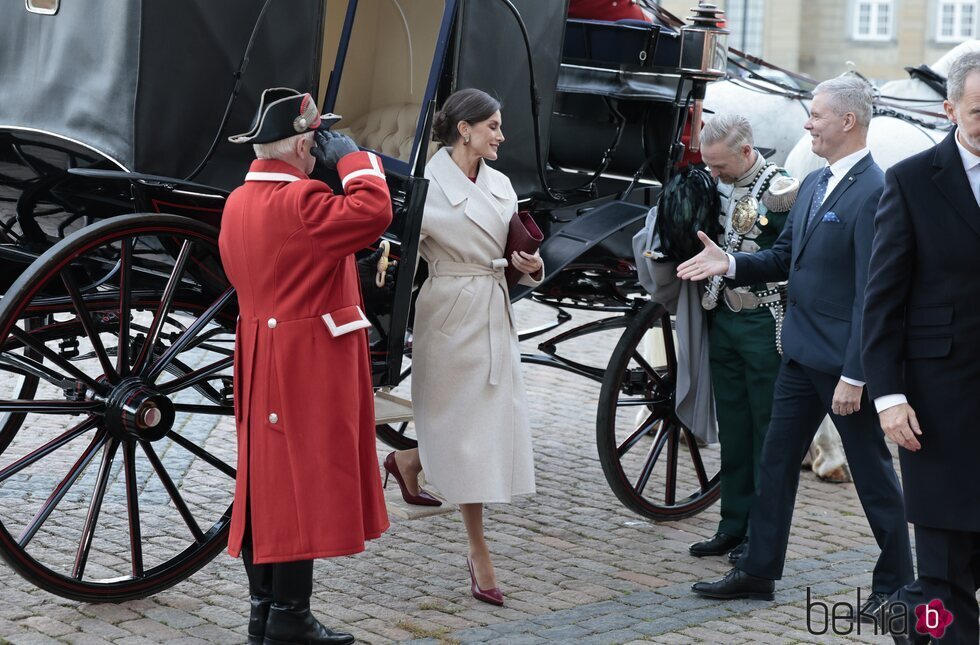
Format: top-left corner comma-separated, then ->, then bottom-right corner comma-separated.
72,438 -> 120,580
172,403 -> 233,415
629,351 -> 665,387
1,340 -> 73,387
617,415 -> 662,458
144,287 -> 234,382
0,416 -> 99,483
131,239 -> 193,374
139,441 -> 206,543
0,400 -> 102,414
634,422 -> 669,496
684,427 -> 711,491
123,441 -> 144,577
18,431 -> 107,548
614,398 -> 667,407
117,238 -> 133,375
157,356 -> 233,395
9,327 -> 107,395
61,270 -> 116,380
664,424 -> 679,506
167,430 -> 236,479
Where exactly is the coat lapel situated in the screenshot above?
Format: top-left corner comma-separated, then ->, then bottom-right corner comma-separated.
428,148 -> 510,248
798,153 -> 873,253
932,130 -> 980,240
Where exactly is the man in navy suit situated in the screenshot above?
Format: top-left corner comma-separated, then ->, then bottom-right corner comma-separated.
863,52 -> 980,645
678,75 -> 913,611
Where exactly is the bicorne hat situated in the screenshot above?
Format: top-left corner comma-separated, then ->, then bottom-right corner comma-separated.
228,87 -> 322,144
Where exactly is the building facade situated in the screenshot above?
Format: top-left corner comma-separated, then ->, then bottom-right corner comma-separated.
657,0 -> 976,81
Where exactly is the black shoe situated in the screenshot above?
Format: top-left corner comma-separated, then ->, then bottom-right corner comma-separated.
691,568 -> 775,600
689,533 -> 743,557
243,547 -> 274,644
264,559 -> 354,644
727,541 -> 746,564
248,597 -> 273,644
850,591 -> 889,624
263,605 -> 354,644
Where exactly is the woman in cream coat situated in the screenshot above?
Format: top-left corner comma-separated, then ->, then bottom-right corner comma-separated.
384,89 -> 543,606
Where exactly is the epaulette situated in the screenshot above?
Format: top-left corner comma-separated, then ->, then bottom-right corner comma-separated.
761,173 -> 800,212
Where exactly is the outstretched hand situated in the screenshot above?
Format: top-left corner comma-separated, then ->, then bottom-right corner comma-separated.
676,231 -> 730,281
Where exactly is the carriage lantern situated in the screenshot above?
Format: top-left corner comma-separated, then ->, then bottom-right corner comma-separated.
679,1 -> 729,151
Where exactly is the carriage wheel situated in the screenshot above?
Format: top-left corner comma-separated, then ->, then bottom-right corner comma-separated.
0,214 -> 237,602
0,318 -> 41,444
596,301 -> 720,520
374,363 -> 417,450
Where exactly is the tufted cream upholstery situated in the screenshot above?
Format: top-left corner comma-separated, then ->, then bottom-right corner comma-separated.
338,103 -> 439,162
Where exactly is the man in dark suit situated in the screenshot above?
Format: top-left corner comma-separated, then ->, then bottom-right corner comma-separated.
678,75 -> 913,611
863,52 -> 980,645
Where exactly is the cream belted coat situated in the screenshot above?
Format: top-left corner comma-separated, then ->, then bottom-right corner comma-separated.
411,147 -> 542,504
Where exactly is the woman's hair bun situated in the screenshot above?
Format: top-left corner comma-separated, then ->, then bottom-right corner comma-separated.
430,88 -> 501,147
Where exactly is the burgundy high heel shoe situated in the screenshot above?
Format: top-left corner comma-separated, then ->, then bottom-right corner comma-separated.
382,452 -> 442,506
467,556 -> 504,606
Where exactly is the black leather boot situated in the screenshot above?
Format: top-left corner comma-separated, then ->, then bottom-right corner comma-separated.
243,546 -> 274,645
263,559 -> 354,645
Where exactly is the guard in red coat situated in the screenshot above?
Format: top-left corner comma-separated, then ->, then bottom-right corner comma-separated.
219,88 -> 392,645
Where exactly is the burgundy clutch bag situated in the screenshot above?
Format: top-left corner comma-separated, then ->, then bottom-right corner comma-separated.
504,210 -> 544,288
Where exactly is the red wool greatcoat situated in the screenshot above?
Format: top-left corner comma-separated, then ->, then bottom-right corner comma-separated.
218,152 -> 392,564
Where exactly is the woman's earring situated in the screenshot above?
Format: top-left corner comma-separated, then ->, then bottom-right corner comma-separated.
463,135 -> 470,145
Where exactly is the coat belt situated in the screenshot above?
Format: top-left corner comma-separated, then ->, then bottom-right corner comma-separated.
428,259 -> 509,386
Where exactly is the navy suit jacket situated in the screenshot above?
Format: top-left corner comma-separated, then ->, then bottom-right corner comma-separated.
731,153 -> 882,380
862,131 -> 980,531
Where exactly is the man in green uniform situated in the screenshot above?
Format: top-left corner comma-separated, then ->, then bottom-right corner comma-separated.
689,114 -> 798,562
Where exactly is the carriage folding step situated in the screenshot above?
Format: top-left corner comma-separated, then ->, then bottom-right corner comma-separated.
374,391 -> 413,425
510,200 -> 650,302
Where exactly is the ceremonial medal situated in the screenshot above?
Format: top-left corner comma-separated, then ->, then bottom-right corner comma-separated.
730,195 -> 759,234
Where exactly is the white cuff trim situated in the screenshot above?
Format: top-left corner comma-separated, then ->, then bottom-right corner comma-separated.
341,153 -> 385,188
874,394 -> 908,413
245,172 -> 301,183
321,306 -> 372,337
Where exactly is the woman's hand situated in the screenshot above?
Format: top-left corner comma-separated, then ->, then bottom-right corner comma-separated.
510,250 -> 543,276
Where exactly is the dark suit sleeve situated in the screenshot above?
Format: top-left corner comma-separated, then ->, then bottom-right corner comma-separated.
842,184 -> 882,381
730,200 -> 795,286
862,167 -> 915,399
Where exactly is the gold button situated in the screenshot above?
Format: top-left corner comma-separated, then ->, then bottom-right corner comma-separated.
267,318 -> 277,328
268,413 -> 279,424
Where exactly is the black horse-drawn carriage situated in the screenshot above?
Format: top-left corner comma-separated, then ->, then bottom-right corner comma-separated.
0,0 -> 728,601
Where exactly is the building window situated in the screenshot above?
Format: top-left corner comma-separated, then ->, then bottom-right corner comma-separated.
852,0 -> 893,41
723,0 -> 765,55
25,0 -> 59,15
937,1 -> 977,42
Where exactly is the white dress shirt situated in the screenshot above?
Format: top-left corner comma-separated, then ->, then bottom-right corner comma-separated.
723,149 -> 871,387
874,132 -> 980,413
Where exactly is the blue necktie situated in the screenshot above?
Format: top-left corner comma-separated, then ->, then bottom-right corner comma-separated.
806,167 -> 834,228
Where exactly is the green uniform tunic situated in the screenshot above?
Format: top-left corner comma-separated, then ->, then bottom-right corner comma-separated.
708,152 -> 793,539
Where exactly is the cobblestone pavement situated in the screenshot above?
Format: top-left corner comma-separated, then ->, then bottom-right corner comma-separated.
0,299 -> 956,645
